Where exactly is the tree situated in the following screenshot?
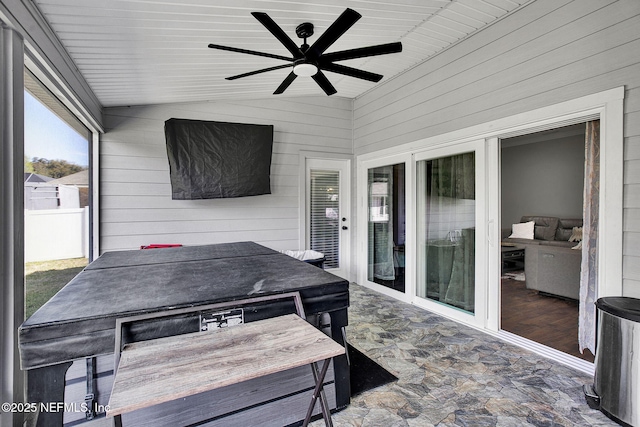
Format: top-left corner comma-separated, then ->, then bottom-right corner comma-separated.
24,155 -> 34,173
31,157 -> 85,178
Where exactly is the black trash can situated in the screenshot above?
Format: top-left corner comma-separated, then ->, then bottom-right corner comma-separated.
281,250 -> 326,269
584,297 -> 640,426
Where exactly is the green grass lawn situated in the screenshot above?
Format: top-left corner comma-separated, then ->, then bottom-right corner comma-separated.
25,258 -> 88,319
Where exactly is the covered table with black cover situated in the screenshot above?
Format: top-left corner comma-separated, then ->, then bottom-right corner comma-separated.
19,242 -> 350,426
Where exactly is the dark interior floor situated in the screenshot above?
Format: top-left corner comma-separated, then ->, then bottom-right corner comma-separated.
501,274 -> 595,363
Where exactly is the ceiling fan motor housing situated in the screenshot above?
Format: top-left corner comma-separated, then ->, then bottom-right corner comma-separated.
295,22 -> 314,40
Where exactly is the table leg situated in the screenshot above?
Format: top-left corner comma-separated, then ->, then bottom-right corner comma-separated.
302,359 -> 333,427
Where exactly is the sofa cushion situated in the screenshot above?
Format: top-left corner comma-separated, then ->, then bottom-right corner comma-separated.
509,221 -> 535,239
556,218 -> 584,241
520,216 -> 559,241
540,240 -> 576,248
503,237 -> 541,246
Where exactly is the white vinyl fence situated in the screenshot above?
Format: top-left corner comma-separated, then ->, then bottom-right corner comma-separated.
25,207 -> 89,262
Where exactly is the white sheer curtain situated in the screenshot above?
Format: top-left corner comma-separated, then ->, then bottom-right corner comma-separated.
579,120 -> 599,354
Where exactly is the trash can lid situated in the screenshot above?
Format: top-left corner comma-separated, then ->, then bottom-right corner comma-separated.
596,297 -> 640,323
280,250 -> 325,261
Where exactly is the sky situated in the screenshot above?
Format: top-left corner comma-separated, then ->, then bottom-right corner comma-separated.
24,90 -> 88,168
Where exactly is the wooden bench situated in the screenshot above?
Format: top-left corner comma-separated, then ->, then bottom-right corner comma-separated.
107,302 -> 345,426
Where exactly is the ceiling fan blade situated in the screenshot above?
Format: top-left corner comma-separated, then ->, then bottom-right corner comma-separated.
311,71 -> 337,96
307,8 -> 361,59
208,44 -> 293,62
251,12 -> 304,59
321,42 -> 402,62
273,72 -> 298,94
226,64 -> 293,80
320,62 -> 382,82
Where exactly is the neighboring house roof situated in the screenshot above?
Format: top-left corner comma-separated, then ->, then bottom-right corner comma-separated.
24,172 -> 53,183
48,169 -> 88,187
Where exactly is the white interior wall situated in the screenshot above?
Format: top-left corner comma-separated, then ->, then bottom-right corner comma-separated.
501,134 -> 585,229
354,0 -> 640,297
100,97 -> 353,253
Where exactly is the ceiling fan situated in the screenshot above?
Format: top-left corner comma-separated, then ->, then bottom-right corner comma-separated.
208,8 -> 402,96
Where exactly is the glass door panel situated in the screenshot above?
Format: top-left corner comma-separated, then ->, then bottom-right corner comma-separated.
367,163 -> 406,293
416,152 -> 476,313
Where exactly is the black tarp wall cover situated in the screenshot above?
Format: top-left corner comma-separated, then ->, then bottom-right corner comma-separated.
165,118 -> 273,199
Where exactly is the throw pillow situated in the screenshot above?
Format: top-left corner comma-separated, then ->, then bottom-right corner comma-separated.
569,226 -> 583,242
509,221 -> 535,239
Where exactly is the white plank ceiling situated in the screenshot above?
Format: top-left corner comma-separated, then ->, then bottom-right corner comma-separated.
34,0 -> 530,107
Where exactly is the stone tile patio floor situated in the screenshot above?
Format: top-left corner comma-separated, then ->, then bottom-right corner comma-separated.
311,283 -> 617,427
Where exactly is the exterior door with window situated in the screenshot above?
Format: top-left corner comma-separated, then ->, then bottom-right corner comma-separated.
306,158 -> 350,280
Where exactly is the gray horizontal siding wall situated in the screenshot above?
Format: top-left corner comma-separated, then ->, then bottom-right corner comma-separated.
353,0 -> 640,297
100,97 -> 352,253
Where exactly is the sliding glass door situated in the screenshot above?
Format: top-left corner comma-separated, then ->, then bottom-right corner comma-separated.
358,142 -> 485,322
416,152 -> 476,313
413,140 -> 486,325
367,163 -> 406,293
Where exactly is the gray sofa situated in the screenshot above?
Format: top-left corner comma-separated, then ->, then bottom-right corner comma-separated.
502,216 -> 583,299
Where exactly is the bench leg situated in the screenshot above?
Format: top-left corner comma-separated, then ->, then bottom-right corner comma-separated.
302,359 -> 333,427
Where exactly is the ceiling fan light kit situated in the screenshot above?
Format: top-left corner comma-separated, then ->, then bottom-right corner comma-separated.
293,62 -> 318,77
207,8 -> 402,96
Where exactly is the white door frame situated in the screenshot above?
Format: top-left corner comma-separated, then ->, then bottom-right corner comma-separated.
300,151 -> 352,280
485,88 -> 625,334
